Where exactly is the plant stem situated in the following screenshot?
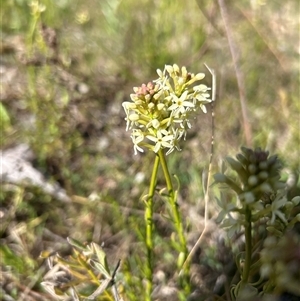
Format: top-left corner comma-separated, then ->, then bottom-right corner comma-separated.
242,205 -> 252,285
144,153 -> 160,300
158,150 -> 187,260
158,150 -> 190,293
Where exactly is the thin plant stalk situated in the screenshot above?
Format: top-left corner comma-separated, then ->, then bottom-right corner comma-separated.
144,153 -> 160,300
181,64 -> 216,273
158,149 -> 187,259
158,149 -> 190,294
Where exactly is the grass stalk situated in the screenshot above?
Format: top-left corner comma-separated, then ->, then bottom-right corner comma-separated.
218,0 -> 252,147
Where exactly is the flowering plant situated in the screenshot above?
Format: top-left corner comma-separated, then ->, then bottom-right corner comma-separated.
122,64 -> 213,300
122,64 -> 212,154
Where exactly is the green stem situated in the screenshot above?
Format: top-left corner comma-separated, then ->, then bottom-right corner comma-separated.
157,149 -> 187,259
242,205 -> 252,285
144,153 -> 160,300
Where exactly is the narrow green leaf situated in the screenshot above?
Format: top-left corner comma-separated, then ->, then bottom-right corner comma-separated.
91,260 -> 111,279
67,237 -> 88,252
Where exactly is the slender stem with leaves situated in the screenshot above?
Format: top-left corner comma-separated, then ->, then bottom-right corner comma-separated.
144,153 -> 160,300
158,149 -> 191,293
158,149 -> 187,258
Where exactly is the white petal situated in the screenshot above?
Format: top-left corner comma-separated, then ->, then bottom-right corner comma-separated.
146,135 -> 158,143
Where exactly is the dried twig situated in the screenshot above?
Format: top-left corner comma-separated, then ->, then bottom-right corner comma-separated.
180,64 -> 216,272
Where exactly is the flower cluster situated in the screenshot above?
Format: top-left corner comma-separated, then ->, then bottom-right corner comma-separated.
122,64 -> 212,154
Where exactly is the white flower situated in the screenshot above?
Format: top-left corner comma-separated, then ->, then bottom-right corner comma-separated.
268,193 -> 288,225
167,91 -> 194,115
146,129 -> 174,153
165,128 -> 184,155
131,130 -> 145,154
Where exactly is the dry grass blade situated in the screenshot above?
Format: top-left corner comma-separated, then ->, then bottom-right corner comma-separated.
181,64 -> 216,272
218,0 -> 253,147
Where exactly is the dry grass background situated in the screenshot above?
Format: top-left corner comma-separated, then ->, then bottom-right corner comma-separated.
1,0 -> 299,300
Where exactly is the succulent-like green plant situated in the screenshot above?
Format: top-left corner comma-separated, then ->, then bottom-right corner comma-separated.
215,147 -> 284,203
214,147 -> 300,299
